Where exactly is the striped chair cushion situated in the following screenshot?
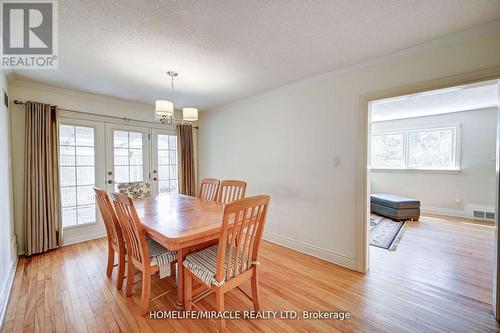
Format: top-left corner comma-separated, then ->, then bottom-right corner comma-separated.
183,245 -> 249,287
148,239 -> 177,278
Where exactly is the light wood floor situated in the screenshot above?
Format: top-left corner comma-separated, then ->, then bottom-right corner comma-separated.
1,214 -> 499,332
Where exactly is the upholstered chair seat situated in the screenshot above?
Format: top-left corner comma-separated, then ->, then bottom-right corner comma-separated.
117,181 -> 152,199
183,245 -> 249,287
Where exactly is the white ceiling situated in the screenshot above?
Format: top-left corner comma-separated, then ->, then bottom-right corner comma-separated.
8,0 -> 500,111
370,82 -> 499,122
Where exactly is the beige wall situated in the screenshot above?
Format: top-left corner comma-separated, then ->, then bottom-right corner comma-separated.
0,71 -> 16,322
198,24 -> 500,270
371,108 -> 497,214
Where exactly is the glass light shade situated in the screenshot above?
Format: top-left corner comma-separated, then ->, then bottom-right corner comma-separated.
182,107 -> 198,122
155,100 -> 174,117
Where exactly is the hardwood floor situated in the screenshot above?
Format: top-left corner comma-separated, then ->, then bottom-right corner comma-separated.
1,214 -> 499,332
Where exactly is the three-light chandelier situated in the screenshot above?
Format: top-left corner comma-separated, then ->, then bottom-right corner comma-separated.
155,71 -> 198,126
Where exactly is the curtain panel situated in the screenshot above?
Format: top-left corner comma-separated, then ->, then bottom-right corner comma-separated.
177,124 -> 196,196
24,101 -> 62,255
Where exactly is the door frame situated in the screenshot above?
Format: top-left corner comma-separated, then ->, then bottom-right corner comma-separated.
357,66 -> 500,318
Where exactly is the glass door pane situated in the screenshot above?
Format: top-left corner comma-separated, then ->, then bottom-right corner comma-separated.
151,129 -> 178,195
105,125 -> 150,192
59,124 -> 97,227
113,130 -> 144,183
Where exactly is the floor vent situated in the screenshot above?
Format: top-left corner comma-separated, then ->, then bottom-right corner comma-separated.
473,210 -> 485,219
485,212 -> 496,220
472,210 -> 495,221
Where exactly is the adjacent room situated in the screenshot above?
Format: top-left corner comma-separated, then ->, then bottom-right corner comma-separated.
368,81 -> 499,309
1,1 -> 500,332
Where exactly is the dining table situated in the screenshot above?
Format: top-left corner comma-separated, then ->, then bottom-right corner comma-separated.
133,193 -> 225,309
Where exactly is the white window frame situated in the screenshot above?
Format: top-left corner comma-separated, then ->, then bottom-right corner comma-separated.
58,118 -> 106,230
370,124 -> 461,173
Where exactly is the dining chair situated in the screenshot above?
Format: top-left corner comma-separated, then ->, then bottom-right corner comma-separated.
183,195 -> 270,331
111,192 -> 178,315
94,187 -> 127,290
198,178 -> 220,201
217,180 -> 247,204
117,181 -> 152,199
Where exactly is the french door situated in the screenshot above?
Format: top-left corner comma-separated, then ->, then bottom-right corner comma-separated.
58,119 -> 178,229
151,128 -> 179,195
105,124 -> 151,192
58,119 -> 106,228
104,124 -> 178,195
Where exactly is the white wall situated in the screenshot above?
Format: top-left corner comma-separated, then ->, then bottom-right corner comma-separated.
198,24 -> 500,270
371,108 -> 497,214
9,80 -> 156,254
0,71 -> 17,323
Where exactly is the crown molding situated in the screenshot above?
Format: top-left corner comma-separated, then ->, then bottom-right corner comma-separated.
203,19 -> 500,114
5,19 -> 500,116
9,77 -> 153,110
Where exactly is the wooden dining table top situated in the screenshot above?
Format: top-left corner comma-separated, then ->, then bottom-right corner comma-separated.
133,193 -> 225,250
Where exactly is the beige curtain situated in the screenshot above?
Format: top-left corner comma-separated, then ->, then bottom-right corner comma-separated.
24,101 -> 62,255
177,124 -> 196,196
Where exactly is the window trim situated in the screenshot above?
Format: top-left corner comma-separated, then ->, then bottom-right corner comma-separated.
370,124 -> 461,172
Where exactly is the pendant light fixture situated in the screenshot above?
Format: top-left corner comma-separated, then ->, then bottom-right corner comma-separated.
155,71 -> 199,125
182,107 -> 198,122
155,71 -> 177,126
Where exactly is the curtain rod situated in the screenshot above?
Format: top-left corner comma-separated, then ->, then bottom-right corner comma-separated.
12,99 -> 199,129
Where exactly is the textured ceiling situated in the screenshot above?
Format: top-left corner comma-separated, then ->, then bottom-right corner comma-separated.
371,82 -> 499,122
9,0 -> 500,111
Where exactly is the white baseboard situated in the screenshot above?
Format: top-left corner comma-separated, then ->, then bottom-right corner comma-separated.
0,255 -> 18,327
63,231 -> 107,246
263,231 -> 357,270
16,231 -> 107,256
421,205 -> 496,222
421,206 -> 469,218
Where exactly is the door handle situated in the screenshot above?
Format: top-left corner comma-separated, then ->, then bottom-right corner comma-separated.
107,180 -> 113,184
153,177 -> 158,181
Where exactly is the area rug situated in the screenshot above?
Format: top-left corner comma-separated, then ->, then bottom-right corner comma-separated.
370,213 -> 407,251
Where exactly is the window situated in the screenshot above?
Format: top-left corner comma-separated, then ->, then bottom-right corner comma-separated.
408,128 -> 455,169
59,125 -> 96,227
113,130 -> 144,186
371,133 -> 405,168
157,134 -> 178,194
370,126 -> 460,171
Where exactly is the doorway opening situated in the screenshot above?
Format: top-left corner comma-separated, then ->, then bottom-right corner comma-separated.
365,78 -> 500,316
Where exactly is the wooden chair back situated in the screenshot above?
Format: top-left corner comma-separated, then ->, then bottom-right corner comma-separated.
198,178 -> 220,201
215,195 -> 270,284
94,187 -> 124,249
217,180 -> 247,204
111,192 -> 150,266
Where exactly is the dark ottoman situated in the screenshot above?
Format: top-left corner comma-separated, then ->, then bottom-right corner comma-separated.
370,193 -> 420,221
